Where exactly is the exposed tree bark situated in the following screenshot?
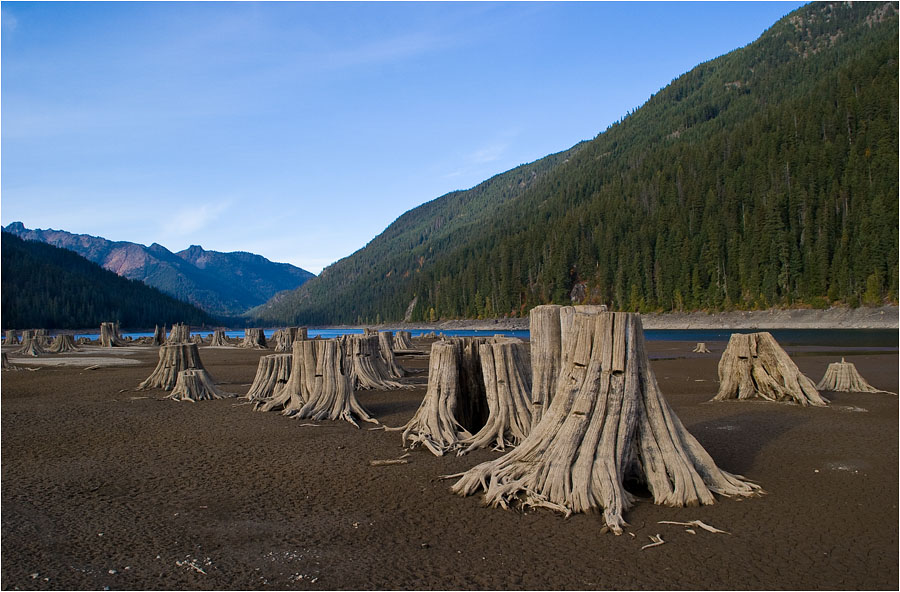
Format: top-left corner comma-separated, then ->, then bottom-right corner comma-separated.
693,343 -> 711,353
100,322 -> 125,347
388,337 -> 489,455
451,311 -> 761,534
48,334 -> 79,353
4,330 -> 20,345
712,332 -> 827,406
246,353 -> 293,404
816,357 -> 892,393
458,338 -> 533,454
16,330 -> 45,356
167,369 -> 234,402
340,334 -> 405,390
240,328 -> 268,349
529,305 -> 563,429
378,331 -> 407,378
137,343 -> 207,391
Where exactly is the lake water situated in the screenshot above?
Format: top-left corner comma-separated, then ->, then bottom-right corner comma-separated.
73,328 -> 897,348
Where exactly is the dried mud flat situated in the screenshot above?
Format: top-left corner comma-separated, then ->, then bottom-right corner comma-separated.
1,339 -> 897,590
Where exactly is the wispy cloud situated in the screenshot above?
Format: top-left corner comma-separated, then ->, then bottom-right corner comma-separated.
1,7 -> 18,33
160,201 -> 231,239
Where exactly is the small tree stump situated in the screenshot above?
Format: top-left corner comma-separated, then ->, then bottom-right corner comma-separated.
451,311 -> 761,534
137,343 -> 206,391
167,369 -> 233,402
340,334 -> 405,390
378,331 -> 407,378
208,329 -> 229,347
100,322 -> 125,347
816,358 -> 890,393
246,353 -> 293,403
16,331 -> 45,356
273,327 -> 297,352
77,337 -> 93,345
693,342 -> 711,353
712,332 -> 827,406
152,325 -> 165,346
2,352 -> 19,371
388,338 -> 489,455
240,328 -> 268,349
458,338 -> 533,454
276,339 -> 378,427
394,330 -> 414,350
48,334 -> 79,353
4,330 -> 19,345
166,323 -> 191,344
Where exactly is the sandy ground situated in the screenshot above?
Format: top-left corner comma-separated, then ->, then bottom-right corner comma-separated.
1,337 -> 897,590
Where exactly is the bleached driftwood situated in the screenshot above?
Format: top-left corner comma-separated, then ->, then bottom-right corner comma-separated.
167,369 -> 234,402
378,331 -> 407,378
458,338 -> 533,454
451,311 -> 761,534
246,353 -> 293,403
693,343 -> 711,353
712,332 -> 827,406
282,339 -> 378,428
100,322 -> 125,347
16,331 -> 45,356
240,328 -> 267,349
137,343 -> 206,391
816,358 -> 891,394
48,334 -> 79,353
388,338 -> 489,455
340,334 -> 405,390
4,330 -> 19,345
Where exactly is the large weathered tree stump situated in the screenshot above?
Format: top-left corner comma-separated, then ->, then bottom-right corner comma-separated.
388,337 -> 489,455
16,330 -> 45,356
458,338 -> 533,454
240,328 -> 268,349
48,334 -> 79,353
264,339 -> 377,427
100,322 -> 125,347
693,343 -> 711,353
340,334 -> 405,390
451,311 -> 761,534
137,343 -> 206,391
166,323 -> 191,344
208,329 -> 229,346
273,327 -> 296,352
712,332 -> 827,406
816,358 -> 891,394
378,331 -> 407,378
4,330 -> 19,345
394,330 -> 414,351
167,369 -> 233,402
246,353 -> 293,403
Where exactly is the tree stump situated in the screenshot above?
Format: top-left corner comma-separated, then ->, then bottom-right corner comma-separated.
712,332 -> 827,406
167,369 -> 233,402
2,352 -> 19,371
240,328 -> 268,349
394,330 -> 414,350
48,334 -> 79,353
451,311 -> 761,534
246,353 -> 293,404
152,325 -> 165,346
208,329 -> 229,347
4,330 -> 19,345
340,334 -> 405,390
16,331 -> 45,356
34,328 -> 51,347
388,338 -> 489,455
166,323 -> 191,344
364,327 -> 377,336
77,337 -> 93,345
458,338 -> 533,454
816,358 -> 891,393
529,305 -> 563,429
100,322 -> 125,347
137,343 -> 207,391
378,331 -> 407,378
274,327 -> 305,352
275,339 -> 378,428
693,343 -> 711,353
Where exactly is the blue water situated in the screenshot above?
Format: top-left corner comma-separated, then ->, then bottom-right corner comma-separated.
71,328 -> 896,348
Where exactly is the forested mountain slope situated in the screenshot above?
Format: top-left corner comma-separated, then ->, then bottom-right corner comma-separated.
253,2 -> 898,325
1,232 -> 214,329
4,222 -> 315,317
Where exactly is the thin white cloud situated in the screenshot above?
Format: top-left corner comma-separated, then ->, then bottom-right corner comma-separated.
1,7 -> 18,33
160,202 -> 231,239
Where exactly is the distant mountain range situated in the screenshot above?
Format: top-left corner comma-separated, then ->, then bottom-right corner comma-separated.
4,222 -> 315,317
2,231 -> 213,330
252,1 -> 898,325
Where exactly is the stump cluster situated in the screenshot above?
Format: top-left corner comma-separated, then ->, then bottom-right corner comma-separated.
712,332 -> 827,406
451,308 -> 761,534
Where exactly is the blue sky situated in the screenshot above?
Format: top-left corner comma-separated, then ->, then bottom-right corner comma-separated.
2,1 -> 807,273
